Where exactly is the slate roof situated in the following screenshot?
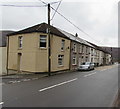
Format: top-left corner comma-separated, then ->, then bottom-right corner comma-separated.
58,28 -> 95,48
7,23 -> 69,40
6,22 -> 110,54
87,41 -> 109,54
0,30 -> 14,47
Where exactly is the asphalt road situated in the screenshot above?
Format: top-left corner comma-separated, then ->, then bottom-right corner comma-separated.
1,65 -> 118,107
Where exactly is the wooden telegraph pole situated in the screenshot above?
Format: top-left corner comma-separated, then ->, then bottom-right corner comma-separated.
48,3 -> 51,76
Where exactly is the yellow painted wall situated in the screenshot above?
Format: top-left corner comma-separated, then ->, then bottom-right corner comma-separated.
35,33 -> 48,72
8,33 -> 38,72
0,47 -> 7,75
8,32 -> 70,73
51,35 -> 70,72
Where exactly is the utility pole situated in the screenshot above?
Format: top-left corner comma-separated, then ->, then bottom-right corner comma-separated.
48,3 -> 51,76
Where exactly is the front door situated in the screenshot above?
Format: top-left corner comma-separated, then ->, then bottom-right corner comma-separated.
17,53 -> 22,73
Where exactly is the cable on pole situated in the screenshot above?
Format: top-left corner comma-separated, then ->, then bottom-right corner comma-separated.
51,0 -> 62,21
50,6 -> 104,45
38,0 -> 61,5
0,4 -> 47,7
39,0 -> 104,45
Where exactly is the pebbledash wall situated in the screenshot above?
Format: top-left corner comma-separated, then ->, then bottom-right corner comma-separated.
8,32 -> 70,73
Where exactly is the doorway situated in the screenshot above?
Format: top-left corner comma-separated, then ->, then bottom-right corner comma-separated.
17,53 -> 22,73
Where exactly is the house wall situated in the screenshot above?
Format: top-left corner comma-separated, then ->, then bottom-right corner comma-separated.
8,32 -> 71,73
70,41 -> 81,70
99,51 -> 104,65
0,47 -> 7,75
8,33 -> 40,73
70,41 -> 92,70
105,53 -> 111,65
51,35 -> 70,72
90,48 -> 95,63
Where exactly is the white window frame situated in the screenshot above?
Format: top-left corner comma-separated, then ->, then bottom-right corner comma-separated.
91,49 -> 93,55
73,43 -> 77,52
79,45 -> 82,53
72,55 -> 76,65
58,55 -> 64,66
39,35 -> 47,48
82,45 -> 84,53
18,36 -> 23,49
86,56 -> 88,62
61,39 -> 65,51
86,47 -> 88,54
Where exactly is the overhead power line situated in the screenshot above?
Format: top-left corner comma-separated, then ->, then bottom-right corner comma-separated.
38,0 -> 61,5
51,6 -> 104,45
39,0 -> 104,45
0,4 -> 47,7
38,0 -> 47,5
51,0 -> 62,21
49,1 -> 61,5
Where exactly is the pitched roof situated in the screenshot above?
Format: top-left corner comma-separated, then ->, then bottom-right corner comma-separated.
6,22 -> 111,54
58,28 -> 95,48
87,41 -> 110,54
0,30 -> 14,47
7,23 -> 69,39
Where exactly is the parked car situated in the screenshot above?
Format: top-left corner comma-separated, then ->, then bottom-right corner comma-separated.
78,62 -> 94,71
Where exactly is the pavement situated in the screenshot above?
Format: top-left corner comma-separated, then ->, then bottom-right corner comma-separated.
0,64 -> 116,85
1,64 -> 118,107
0,73 -> 48,84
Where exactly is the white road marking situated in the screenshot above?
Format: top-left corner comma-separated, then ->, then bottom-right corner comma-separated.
0,83 -> 4,85
82,72 -> 92,74
9,81 -> 18,83
32,78 -> 38,80
39,78 -> 78,92
84,72 -> 96,77
101,69 -> 107,71
0,102 -> 4,105
23,79 -> 31,81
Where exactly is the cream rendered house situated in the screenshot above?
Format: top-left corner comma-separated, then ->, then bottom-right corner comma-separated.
7,23 -> 71,74
0,31 -> 14,75
7,23 -> 112,74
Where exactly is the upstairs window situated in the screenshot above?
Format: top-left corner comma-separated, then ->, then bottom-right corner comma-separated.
73,43 -> 77,52
18,36 -> 23,49
61,39 -> 65,51
40,35 -> 47,48
79,45 -> 82,53
58,55 -> 64,66
72,55 -> 76,65
91,49 -> 93,55
82,45 -> 84,53
86,47 -> 88,54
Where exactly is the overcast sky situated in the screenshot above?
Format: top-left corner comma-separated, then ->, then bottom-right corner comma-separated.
0,0 -> 118,47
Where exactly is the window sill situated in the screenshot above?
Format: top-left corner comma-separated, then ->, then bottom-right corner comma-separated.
73,51 -> 77,54
39,47 -> 47,50
58,65 -> 64,67
18,48 -> 22,50
72,64 -> 77,66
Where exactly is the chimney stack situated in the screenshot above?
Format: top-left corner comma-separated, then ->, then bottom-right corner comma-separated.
75,33 -> 78,37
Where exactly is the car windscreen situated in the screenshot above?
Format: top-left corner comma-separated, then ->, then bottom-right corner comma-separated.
81,62 -> 90,65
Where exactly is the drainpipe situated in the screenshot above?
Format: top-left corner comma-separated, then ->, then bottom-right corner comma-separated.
69,41 -> 72,70
6,35 -> 9,75
48,3 -> 51,76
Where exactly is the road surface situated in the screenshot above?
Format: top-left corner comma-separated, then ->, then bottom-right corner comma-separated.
1,65 -> 118,107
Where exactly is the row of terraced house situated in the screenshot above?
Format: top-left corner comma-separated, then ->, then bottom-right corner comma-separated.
6,23 -> 112,74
